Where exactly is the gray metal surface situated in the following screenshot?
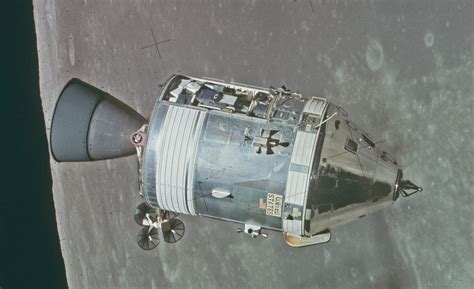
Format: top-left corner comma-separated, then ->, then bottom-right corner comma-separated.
50,79 -> 104,161
140,74 -> 393,237
307,103 -> 399,234
34,0 -> 473,288
51,79 -> 146,161
87,96 -> 146,160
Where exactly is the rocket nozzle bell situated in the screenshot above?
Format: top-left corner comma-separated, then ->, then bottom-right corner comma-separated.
50,79 -> 146,162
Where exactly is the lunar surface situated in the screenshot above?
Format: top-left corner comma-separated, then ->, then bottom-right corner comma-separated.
34,1 -> 473,288
365,40 -> 384,71
424,32 -> 434,48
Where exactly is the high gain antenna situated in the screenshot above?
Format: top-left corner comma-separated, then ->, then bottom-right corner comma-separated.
134,202 -> 185,250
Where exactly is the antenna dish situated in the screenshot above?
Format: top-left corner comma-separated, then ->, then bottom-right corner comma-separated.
162,210 -> 179,220
137,227 -> 160,250
133,205 -> 185,249
134,202 -> 159,226
162,219 -> 185,244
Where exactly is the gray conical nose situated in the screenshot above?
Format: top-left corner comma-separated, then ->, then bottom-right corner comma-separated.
50,79 -> 146,162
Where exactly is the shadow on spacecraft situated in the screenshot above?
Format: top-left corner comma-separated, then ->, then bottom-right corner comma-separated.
50,74 -> 422,249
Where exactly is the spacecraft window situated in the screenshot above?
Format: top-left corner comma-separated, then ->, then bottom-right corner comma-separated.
344,138 -> 358,154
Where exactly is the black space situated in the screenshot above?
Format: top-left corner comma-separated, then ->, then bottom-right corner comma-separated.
0,2 -> 68,289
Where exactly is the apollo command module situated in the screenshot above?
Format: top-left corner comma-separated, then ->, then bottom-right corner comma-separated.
50,74 -> 422,250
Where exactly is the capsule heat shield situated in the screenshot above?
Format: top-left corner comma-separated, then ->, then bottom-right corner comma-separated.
50,79 -> 146,162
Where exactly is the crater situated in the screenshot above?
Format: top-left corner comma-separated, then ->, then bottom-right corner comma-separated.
365,40 -> 383,72
424,32 -> 434,48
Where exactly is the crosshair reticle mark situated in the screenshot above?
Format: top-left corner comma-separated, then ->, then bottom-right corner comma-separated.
141,28 -> 171,59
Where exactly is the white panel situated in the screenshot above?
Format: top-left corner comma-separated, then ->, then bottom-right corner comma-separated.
165,107 -> 182,212
291,132 -> 316,166
155,105 -> 205,215
303,98 -> 327,116
284,130 -> 318,236
155,106 -> 173,211
283,220 -> 302,236
286,131 -> 316,207
173,108 -> 192,213
286,171 -> 307,205
185,111 -> 205,215
283,115 -> 325,235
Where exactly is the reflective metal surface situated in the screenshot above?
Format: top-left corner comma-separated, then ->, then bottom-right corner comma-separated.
141,75 -> 404,239
307,104 -> 399,234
